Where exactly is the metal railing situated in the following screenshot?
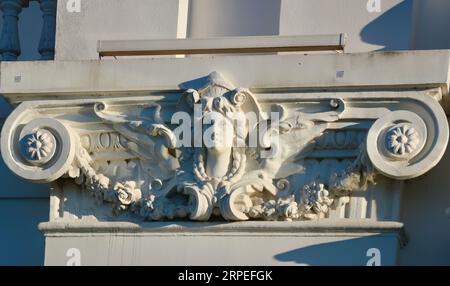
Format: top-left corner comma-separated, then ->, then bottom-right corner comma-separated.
0,0 -> 56,61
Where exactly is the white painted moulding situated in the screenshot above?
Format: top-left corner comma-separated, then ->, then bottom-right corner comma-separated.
1,50 -> 450,105
39,220 -> 408,248
38,219 -> 405,234
41,220 -> 404,266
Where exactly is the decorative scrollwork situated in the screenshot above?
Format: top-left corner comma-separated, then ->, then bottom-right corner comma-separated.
1,72 -> 448,222
2,117 -> 75,183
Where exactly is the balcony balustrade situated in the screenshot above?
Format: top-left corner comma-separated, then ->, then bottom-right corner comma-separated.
0,0 -> 56,61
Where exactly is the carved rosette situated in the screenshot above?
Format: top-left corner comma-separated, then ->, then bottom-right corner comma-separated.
2,116 -> 75,183
366,105 -> 448,179
1,72 -> 448,221
21,129 -> 56,164
386,124 -> 420,157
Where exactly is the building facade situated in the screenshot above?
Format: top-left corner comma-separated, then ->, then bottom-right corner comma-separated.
0,0 -> 449,266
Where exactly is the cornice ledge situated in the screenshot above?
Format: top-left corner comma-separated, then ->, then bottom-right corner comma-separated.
38,219 -> 404,234
2,50 -> 450,108
39,219 -> 408,247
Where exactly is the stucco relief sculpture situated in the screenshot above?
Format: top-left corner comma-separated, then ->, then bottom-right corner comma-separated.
1,72 -> 448,221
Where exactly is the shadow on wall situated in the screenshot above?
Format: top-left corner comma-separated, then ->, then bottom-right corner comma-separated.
0,97 -> 12,118
411,0 -> 450,50
360,0 -> 413,51
188,0 -> 281,37
0,198 -> 48,265
0,157 -> 49,266
274,235 -> 398,266
399,127 -> 450,265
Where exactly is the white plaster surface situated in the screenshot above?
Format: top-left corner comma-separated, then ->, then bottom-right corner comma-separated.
40,221 -> 402,266
188,0 -> 281,38
2,51 -> 450,104
54,0 -> 181,60
279,0 -> 413,53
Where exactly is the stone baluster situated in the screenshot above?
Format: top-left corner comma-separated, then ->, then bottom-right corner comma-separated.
0,0 -> 25,61
38,0 -> 56,60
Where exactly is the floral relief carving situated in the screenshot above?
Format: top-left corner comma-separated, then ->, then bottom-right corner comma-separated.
21,129 -> 56,164
299,182 -> 334,220
386,124 -> 420,156
114,181 -> 142,211
60,72 -> 376,221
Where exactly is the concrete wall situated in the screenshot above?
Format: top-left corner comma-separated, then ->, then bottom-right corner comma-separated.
54,0 -> 182,60
0,1 -> 48,266
397,0 -> 450,265
399,120 -> 450,265
188,0 -> 281,37
55,0 -> 416,59
43,228 -> 400,266
280,0 -> 413,52
411,0 -> 450,49
0,153 -> 49,266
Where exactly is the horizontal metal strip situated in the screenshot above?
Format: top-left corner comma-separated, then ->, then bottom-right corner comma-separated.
98,34 -> 346,57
